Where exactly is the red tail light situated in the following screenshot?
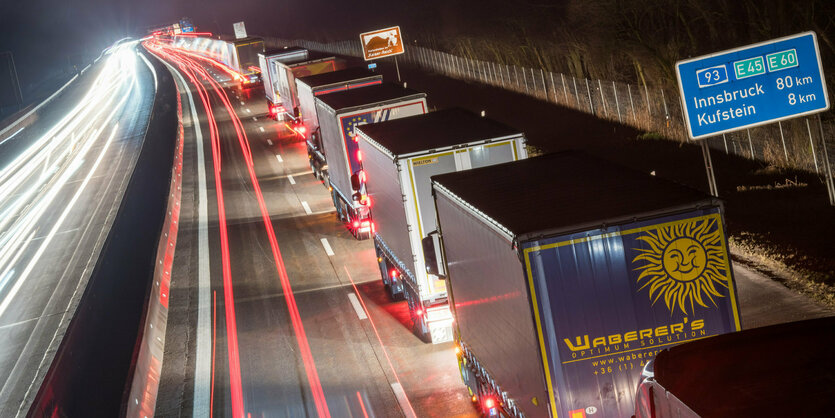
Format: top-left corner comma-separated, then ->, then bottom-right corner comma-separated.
390,269 -> 398,279
356,150 -> 363,162
353,221 -> 359,228
416,308 -> 424,316
484,398 -> 495,409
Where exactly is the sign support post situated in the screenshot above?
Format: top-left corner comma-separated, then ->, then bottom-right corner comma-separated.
817,114 -> 835,205
394,56 -> 402,82
701,139 -> 719,196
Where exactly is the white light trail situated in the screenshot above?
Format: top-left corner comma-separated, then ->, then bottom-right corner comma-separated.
0,43 -> 142,322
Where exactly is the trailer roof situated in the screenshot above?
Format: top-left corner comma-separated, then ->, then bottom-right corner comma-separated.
261,46 -> 306,57
356,108 -> 520,156
317,83 -> 425,113
296,67 -> 380,89
432,151 -> 714,240
653,316 -> 835,416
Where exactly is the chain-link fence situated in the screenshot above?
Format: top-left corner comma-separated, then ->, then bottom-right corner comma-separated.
263,36 -> 834,192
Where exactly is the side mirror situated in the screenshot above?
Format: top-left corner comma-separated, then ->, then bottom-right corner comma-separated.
350,173 -> 361,191
422,230 -> 446,278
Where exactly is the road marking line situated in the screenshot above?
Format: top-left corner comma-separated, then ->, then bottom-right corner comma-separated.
166,59 -> 211,418
252,117 -> 257,122
0,127 -> 24,146
301,201 -> 312,215
320,238 -> 334,256
276,154 -> 283,163
267,139 -> 273,146
391,383 -> 417,418
287,175 -> 295,185
245,108 -> 251,113
259,126 -> 265,132
347,293 -> 368,320
240,101 -> 245,105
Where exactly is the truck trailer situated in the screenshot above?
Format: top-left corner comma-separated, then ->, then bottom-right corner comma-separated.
316,83 -> 427,239
430,151 -> 741,417
231,37 -> 265,87
259,47 -> 309,117
357,108 -> 528,343
298,68 -> 383,182
275,55 -> 345,123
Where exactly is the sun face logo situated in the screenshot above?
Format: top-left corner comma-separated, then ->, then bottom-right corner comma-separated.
632,217 -> 730,315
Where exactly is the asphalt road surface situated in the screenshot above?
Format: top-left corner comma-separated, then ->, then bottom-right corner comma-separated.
149,42 -> 832,418
0,43 -> 157,416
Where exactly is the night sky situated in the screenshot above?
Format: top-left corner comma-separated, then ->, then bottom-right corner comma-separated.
0,0 -> 467,100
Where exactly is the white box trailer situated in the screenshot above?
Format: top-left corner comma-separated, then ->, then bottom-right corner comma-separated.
316,83 -> 427,239
258,47 -> 308,115
356,108 -> 528,343
297,68 -> 383,181
275,55 -> 345,123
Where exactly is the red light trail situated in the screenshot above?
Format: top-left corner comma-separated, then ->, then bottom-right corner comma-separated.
147,40 -> 332,418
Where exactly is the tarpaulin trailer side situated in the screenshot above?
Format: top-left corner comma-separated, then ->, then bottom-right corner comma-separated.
432,152 -> 741,417
259,47 -> 308,109
315,83 -> 427,239
357,108 -> 527,343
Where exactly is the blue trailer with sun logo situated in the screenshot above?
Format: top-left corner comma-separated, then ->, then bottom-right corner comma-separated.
430,151 -> 741,418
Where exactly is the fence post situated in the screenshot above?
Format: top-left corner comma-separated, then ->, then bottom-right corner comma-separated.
540,69 -> 547,100
613,81 -> 621,122
550,72 -> 557,103
561,73 -> 568,104
585,78 -> 594,114
806,118 -> 819,173
778,121 -> 789,163
628,84 -> 636,122
572,77 -> 580,108
523,67 -> 530,94
598,79 -> 608,118
644,83 -> 652,116
660,88 -> 669,122
722,133 -> 729,154
747,129 -> 755,159
513,66 -> 520,91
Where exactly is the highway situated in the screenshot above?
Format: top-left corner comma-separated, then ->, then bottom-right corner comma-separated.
0,43 -> 158,415
145,40 -> 834,418
0,35 -> 829,417
147,42 -> 474,417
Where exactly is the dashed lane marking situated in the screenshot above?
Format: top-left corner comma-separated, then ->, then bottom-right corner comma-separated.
259,126 -> 265,132
320,238 -> 335,256
267,139 -> 273,146
391,383 -> 417,418
276,154 -> 283,163
287,175 -> 295,185
347,293 -> 368,320
301,201 -> 312,215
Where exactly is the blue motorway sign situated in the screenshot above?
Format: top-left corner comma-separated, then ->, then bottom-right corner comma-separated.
676,32 -> 829,139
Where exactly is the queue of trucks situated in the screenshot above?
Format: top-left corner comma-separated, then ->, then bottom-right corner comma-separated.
165,36 -> 745,417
